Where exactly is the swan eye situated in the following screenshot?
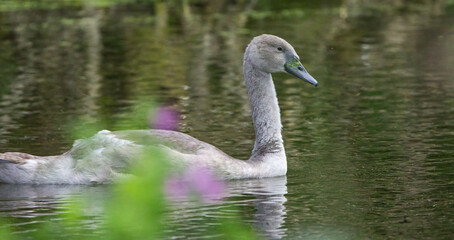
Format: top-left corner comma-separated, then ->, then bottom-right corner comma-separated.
277,47 -> 283,51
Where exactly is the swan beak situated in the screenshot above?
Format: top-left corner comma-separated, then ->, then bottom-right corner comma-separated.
284,58 -> 318,86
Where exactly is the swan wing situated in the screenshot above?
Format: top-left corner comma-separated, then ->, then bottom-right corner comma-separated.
113,129 -> 230,157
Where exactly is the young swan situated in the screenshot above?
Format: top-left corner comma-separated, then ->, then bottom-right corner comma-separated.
0,34 -> 318,184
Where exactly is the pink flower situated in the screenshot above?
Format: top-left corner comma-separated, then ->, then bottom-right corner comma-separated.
164,176 -> 190,200
164,166 -> 225,202
151,106 -> 179,131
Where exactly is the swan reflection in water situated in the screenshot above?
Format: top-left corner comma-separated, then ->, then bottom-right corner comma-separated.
0,184 -> 108,231
229,176 -> 288,239
165,176 -> 288,239
0,177 -> 287,239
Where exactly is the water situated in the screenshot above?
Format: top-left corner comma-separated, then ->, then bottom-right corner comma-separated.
1,1 -> 454,239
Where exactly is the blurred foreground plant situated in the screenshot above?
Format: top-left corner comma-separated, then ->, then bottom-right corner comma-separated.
165,165 -> 225,203
0,99 -> 257,239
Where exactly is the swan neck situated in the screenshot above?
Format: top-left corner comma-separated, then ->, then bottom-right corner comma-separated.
243,59 -> 284,157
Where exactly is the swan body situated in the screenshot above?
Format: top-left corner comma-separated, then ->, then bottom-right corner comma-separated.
0,34 -> 318,184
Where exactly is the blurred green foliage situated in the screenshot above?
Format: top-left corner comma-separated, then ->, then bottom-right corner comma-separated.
0,0 -> 136,11
0,0 -> 341,12
0,100 -> 257,239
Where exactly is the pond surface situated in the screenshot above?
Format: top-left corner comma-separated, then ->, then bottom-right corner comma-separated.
1,1 -> 454,239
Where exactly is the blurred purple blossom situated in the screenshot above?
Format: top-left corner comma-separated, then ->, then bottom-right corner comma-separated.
164,166 -> 225,202
151,106 -> 179,131
164,177 -> 189,199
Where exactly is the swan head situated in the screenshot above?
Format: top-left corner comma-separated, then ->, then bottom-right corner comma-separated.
245,34 -> 318,86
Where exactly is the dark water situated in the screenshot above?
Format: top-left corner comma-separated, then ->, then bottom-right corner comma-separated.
1,1 -> 454,239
